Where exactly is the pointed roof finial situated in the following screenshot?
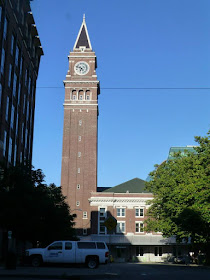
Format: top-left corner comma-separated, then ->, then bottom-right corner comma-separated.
73,15 -> 92,50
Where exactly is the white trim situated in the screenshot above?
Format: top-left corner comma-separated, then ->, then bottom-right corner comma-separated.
135,208 -> 144,218
65,86 -> 98,89
83,211 -> 88,219
135,221 -> 144,233
73,16 -> 92,50
89,196 -> 153,207
116,208 -> 126,217
63,103 -> 98,106
98,206 -> 107,235
69,55 -> 96,58
64,80 -> 99,83
83,228 -> 87,235
116,221 -> 126,233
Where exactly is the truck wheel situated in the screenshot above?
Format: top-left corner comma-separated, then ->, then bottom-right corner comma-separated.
87,257 -> 98,269
31,256 -> 42,267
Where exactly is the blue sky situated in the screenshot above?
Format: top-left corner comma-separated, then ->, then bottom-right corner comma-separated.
31,0 -> 210,187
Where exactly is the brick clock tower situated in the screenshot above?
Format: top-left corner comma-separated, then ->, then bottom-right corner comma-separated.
61,16 -> 100,236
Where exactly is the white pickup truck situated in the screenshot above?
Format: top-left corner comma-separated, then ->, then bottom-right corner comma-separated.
25,241 -> 109,269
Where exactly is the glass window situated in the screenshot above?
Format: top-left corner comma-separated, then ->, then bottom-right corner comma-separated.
79,95 -> 83,100
23,95 -> 26,114
3,131 -> 7,157
116,222 -> 125,233
14,144 -> 17,166
99,225 -> 105,234
17,0 -> 20,12
48,242 -> 62,250
18,82 -> 21,105
15,45 -> 20,66
21,9 -> 24,25
21,123 -> 24,142
78,136 -> 81,141
97,242 -> 105,249
78,167 -> 80,173
25,69 -> 28,87
28,76 -> 31,94
83,229 -> 87,235
100,208 -> 106,217
26,102 -> 29,120
86,95 -> 90,100
0,83 -> 2,109
135,208 -> 144,217
1,48 -> 5,74
83,211 -> 87,219
78,152 -> 81,157
20,56 -> 23,75
77,184 -> 80,189
117,208 -> 125,217
155,247 -> 162,256
65,242 -> 72,250
8,64 -> 12,87
77,242 -> 96,249
0,6 -> 2,22
79,120 -> 82,126
135,222 -> 144,233
76,201 -> 80,206
15,113 -> 19,136
11,34 -> 15,55
8,137 -> 12,163
5,96 -> 9,121
11,105 -> 15,129
13,73 -> 17,96
25,128 -> 28,149
3,17 -> 8,40
136,246 -> 144,256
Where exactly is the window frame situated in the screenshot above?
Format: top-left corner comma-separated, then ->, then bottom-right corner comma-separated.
83,211 -> 87,219
135,222 -> 144,233
135,208 -> 144,217
116,208 -> 126,217
116,221 -> 125,233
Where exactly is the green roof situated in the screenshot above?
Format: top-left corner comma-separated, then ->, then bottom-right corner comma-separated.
102,178 -> 149,193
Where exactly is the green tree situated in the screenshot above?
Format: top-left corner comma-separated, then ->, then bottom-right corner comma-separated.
0,163 -> 77,247
145,131 -> 210,256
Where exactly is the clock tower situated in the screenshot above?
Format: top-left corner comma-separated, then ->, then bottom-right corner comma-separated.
61,16 -> 100,236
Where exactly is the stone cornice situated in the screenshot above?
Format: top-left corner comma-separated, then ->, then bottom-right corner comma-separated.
89,196 -> 153,206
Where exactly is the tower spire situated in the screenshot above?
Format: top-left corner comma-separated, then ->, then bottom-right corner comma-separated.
73,15 -> 92,50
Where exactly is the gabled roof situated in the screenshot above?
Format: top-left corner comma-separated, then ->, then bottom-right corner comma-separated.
73,15 -> 92,50
102,178 -> 149,193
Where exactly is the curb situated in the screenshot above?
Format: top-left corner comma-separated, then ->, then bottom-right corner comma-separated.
0,273 -> 119,279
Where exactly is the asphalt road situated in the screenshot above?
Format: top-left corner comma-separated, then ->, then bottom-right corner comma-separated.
0,263 -> 209,280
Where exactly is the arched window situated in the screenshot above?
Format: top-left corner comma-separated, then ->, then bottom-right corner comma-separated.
85,90 -> 91,100
79,90 -> 84,100
72,90 -> 77,100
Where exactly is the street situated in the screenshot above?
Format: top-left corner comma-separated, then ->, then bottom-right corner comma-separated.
0,263 -> 209,280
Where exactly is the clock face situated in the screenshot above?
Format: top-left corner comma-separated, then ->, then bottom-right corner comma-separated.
74,61 -> 89,75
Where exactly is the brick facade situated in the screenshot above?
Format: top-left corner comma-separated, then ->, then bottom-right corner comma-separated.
61,16 -> 99,235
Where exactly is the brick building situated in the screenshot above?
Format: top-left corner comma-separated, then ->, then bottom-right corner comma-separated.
61,16 -> 187,262
61,15 -> 99,236
0,0 -> 43,166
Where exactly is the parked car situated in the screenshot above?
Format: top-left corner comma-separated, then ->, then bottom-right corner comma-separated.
25,241 -> 109,269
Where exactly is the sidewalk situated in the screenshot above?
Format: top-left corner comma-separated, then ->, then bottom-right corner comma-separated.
0,263 -> 119,279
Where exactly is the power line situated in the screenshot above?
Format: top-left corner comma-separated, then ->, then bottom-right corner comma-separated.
36,87 -> 210,90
